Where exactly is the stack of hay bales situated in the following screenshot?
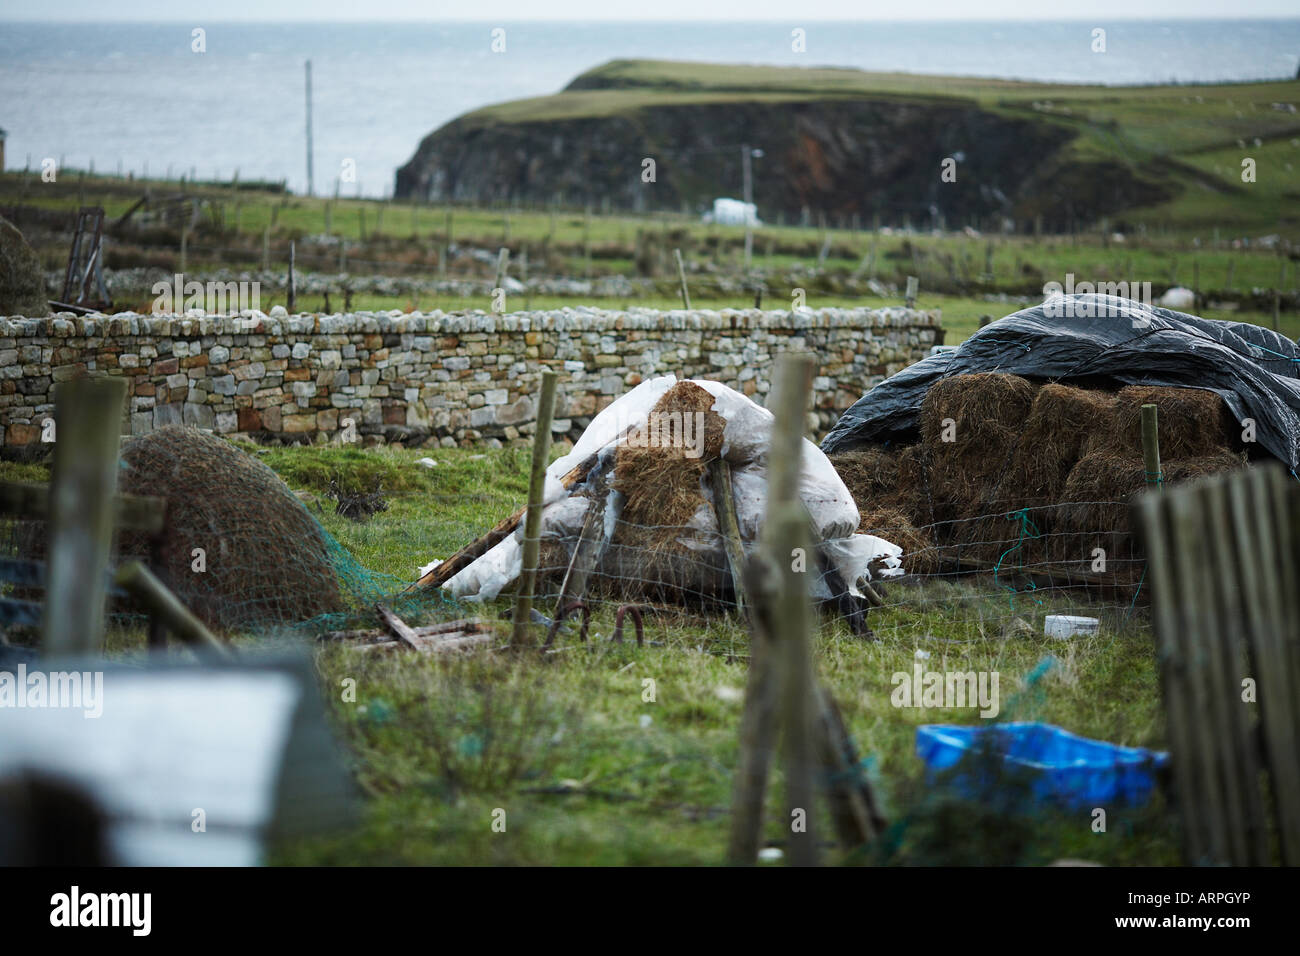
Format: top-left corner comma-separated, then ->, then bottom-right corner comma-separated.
831,376 -> 1248,581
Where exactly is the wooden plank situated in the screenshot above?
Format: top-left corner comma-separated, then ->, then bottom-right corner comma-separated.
706,458 -> 749,614
42,377 -> 128,658
1201,477 -> 1271,864
1255,468 -> 1300,862
1168,488 -> 1235,864
356,632 -> 493,654
375,603 -> 420,651
0,480 -> 166,534
1138,490 -> 1207,863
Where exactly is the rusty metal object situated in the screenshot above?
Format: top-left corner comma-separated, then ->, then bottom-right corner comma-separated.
543,600 -> 590,650
611,604 -> 647,647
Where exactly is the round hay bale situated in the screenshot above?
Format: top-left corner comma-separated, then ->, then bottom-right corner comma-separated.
1097,386 -> 1237,459
118,426 -> 343,632
1007,384 -> 1118,506
918,373 -> 1038,446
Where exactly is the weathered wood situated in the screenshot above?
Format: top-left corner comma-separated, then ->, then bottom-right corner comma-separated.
42,377 -> 128,658
0,480 -> 165,533
356,632 -> 493,654
321,618 -> 487,643
766,355 -> 819,867
813,684 -> 886,848
512,369 -> 558,648
113,560 -> 231,661
1141,403 -> 1162,486
706,458 -> 749,614
550,466 -> 612,626
673,248 -> 691,309
375,603 -> 420,651
725,556 -> 780,865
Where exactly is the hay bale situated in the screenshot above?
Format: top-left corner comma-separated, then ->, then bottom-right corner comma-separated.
1058,450 -> 1248,574
1099,386 -> 1237,459
919,373 -> 1038,445
830,447 -> 899,505
1008,384 -> 1118,506
118,426 -> 343,631
606,382 -> 730,601
858,507 -> 938,575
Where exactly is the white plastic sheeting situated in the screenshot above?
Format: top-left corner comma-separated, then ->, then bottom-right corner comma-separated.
439,375 -> 901,602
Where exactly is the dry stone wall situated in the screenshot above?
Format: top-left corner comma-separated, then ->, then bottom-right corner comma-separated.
0,306 -> 941,451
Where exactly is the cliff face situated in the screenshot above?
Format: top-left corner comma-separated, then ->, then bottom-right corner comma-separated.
395,65 -> 1172,229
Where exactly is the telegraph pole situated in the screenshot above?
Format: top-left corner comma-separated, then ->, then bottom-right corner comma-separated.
305,60 -> 314,197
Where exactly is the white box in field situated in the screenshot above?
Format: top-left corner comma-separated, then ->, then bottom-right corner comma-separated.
1045,615 -> 1100,639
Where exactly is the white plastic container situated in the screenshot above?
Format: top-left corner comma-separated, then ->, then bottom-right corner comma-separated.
1044,615 -> 1100,640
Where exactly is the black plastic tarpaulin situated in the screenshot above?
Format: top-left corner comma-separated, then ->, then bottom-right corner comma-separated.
820,294 -> 1300,471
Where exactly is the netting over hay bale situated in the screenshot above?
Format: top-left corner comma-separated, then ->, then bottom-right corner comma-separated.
119,426 -> 344,631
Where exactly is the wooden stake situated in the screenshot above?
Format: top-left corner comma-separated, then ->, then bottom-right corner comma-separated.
1142,403 -> 1162,487
511,370 -> 558,648
674,248 -> 691,309
42,377 -> 128,658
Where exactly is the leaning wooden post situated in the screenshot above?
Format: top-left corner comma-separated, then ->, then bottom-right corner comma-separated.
512,369 -> 559,648
1142,403 -> 1162,487
674,248 -> 691,309
768,354 -> 819,866
115,561 -> 232,661
42,376 -> 129,658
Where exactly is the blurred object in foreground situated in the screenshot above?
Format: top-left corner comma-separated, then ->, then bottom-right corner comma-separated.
0,654 -> 355,865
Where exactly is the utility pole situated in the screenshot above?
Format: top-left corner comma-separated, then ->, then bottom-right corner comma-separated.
305,60 -> 314,197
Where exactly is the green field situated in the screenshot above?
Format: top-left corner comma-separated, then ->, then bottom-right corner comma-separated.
4,445 -> 1178,866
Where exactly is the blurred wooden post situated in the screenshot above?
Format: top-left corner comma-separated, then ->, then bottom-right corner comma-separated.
179,227 -> 188,274
512,370 -> 558,649
261,225 -> 270,271
494,247 -> 510,291
767,355 -> 819,866
42,377 -> 128,658
674,248 -> 691,309
1142,404 -> 1162,487
905,275 -> 919,308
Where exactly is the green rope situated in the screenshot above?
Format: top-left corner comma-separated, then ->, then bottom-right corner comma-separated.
992,508 -> 1044,610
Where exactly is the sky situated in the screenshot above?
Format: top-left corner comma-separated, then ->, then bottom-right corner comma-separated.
1,1 -> 1297,21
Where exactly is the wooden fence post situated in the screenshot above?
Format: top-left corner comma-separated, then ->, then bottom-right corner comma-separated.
42,377 -> 129,658
674,248 -> 691,309
1142,404 -> 1162,486
288,240 -> 297,313
766,354 -> 819,866
905,275 -> 919,309
512,370 -> 558,648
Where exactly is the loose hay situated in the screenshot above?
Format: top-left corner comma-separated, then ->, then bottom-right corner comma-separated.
118,426 -> 343,631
